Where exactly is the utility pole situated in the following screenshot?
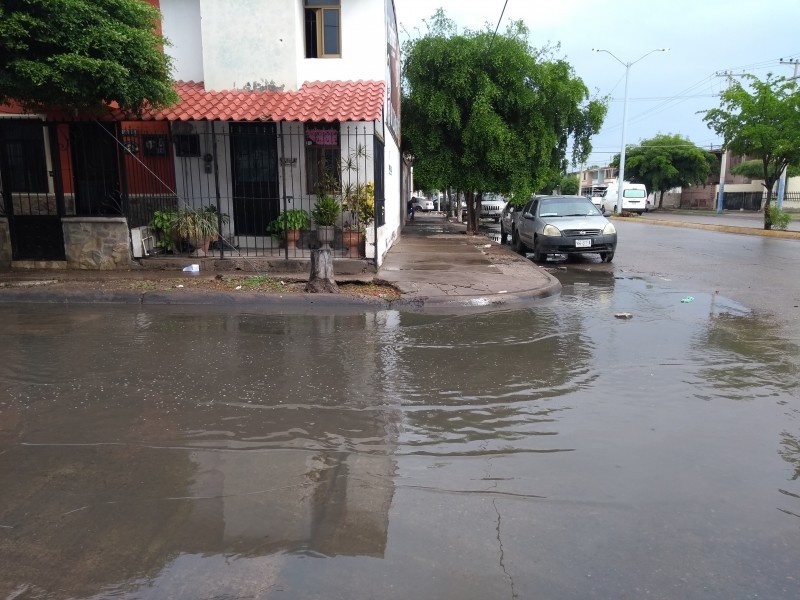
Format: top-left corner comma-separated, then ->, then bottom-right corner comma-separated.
776,59 -> 799,209
714,71 -> 739,213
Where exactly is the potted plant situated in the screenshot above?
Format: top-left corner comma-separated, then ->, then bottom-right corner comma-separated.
267,208 -> 310,249
173,205 -> 229,256
311,194 -> 340,249
342,182 -> 374,256
150,209 -> 178,253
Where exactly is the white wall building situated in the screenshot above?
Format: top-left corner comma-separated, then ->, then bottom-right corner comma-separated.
155,0 -> 402,265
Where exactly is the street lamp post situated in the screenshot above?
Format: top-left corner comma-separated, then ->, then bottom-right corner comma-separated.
592,48 -> 669,214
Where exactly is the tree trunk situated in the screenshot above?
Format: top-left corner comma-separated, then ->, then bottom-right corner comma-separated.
763,179 -> 775,230
466,191 -> 477,234
658,189 -> 665,209
306,248 -> 339,293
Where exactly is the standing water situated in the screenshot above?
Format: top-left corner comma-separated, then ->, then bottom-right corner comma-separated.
1,272 -> 799,599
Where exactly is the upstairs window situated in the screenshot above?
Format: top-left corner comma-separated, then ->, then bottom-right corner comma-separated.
305,0 -> 340,58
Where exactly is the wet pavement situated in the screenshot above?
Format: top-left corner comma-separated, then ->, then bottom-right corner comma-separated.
1,266 -> 799,599
2,211 -> 800,599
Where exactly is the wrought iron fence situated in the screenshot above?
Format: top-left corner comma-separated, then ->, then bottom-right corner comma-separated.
1,119 -> 383,260
118,121 -> 382,260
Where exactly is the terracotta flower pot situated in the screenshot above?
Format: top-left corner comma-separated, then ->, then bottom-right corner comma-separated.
342,230 -> 363,256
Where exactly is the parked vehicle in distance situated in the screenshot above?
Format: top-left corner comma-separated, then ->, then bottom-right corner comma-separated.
411,196 -> 435,212
512,195 -> 617,262
460,193 -> 507,221
599,182 -> 650,214
480,194 -> 508,222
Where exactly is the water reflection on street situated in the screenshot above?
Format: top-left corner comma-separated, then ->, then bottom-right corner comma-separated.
1,271 -> 799,599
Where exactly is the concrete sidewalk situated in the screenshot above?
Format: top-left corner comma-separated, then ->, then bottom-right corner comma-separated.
0,213 -> 561,309
376,215 -> 560,308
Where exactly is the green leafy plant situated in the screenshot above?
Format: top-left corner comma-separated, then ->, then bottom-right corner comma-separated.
267,209 -> 310,238
173,205 -> 229,243
150,209 -> 177,251
311,195 -> 341,226
767,204 -> 793,230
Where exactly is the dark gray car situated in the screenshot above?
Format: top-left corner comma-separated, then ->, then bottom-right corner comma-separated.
512,195 -> 617,262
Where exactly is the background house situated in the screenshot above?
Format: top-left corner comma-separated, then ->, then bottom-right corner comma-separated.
0,0 -> 404,269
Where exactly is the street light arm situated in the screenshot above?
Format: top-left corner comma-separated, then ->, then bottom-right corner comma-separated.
593,47 -> 669,68
592,48 -> 626,67
630,47 -> 669,67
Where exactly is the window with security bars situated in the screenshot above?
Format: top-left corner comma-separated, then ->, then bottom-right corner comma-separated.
2,121 -> 48,193
304,0 -> 341,58
305,123 -> 341,195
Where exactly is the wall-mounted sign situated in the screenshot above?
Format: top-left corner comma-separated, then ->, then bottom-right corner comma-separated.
306,129 -> 338,146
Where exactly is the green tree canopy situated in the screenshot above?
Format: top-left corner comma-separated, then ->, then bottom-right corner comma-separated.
703,73 -> 800,229
0,0 -> 178,115
401,10 -> 606,231
560,174 -> 579,195
731,159 -> 800,180
610,133 -> 716,209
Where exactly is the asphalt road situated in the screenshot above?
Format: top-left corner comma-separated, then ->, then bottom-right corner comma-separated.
487,218 -> 800,341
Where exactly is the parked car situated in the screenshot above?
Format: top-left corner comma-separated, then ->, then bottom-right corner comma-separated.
460,193 -> 508,221
480,194 -> 508,222
499,202 -> 520,245
512,195 -> 617,262
411,196 -> 435,212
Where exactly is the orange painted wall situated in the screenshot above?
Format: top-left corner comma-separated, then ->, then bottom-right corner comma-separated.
121,121 -> 176,195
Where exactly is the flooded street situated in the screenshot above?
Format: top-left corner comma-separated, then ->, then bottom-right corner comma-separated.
2,270 -> 799,599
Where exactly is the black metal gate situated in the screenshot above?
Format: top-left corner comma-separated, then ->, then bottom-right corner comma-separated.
70,122 -> 122,216
229,122 -> 279,236
0,119 -> 65,261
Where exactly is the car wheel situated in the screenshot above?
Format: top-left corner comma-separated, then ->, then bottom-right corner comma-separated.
601,251 -> 614,263
531,238 -> 544,262
500,226 -> 508,245
513,232 -> 527,254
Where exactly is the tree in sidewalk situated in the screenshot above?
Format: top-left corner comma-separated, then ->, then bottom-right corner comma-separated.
702,73 -> 800,229
401,10 -> 606,233
609,134 -> 716,209
0,0 -> 178,114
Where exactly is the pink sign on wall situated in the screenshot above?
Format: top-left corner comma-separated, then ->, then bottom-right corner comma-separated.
306,129 -> 338,146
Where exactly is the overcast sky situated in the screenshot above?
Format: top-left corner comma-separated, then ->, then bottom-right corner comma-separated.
395,0 -> 800,168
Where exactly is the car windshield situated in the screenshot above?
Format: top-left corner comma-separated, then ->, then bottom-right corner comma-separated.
538,199 -> 599,217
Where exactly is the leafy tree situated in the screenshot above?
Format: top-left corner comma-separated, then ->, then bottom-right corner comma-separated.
401,10 -> 606,232
703,74 -> 800,229
731,159 -> 800,179
0,0 -> 177,115
560,174 -> 579,195
609,134 -> 716,209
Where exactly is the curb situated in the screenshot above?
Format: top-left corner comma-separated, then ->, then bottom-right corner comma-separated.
615,216 -> 800,239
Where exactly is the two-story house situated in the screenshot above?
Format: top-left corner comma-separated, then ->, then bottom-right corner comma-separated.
0,0 -> 404,270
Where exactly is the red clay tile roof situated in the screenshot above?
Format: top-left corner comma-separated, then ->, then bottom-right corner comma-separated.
141,80 -> 385,122
2,80 -> 386,123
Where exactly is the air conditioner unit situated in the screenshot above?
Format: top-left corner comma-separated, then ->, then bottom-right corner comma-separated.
131,226 -> 155,258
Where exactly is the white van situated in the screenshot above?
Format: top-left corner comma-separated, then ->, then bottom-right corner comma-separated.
599,182 -> 650,214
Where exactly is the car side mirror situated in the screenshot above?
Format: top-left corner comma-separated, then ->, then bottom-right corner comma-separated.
523,212 -> 534,220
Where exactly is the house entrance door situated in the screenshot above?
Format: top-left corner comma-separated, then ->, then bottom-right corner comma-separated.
0,120 -> 65,261
230,123 -> 279,236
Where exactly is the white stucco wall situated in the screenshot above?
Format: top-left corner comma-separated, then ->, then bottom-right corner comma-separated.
160,0 -> 204,82
297,0 -> 386,83
375,133 -> 401,267
172,121 -> 234,238
198,0 -> 298,92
